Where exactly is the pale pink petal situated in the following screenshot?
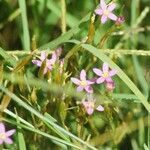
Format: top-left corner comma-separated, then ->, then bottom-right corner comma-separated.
71,78 -> 80,85
77,86 -> 84,92
101,15 -> 108,24
100,0 -> 107,10
96,77 -> 105,84
4,138 -> 13,144
108,13 -> 117,21
86,80 -> 94,85
80,70 -> 86,81
86,107 -> 94,115
106,77 -> 113,82
102,63 -> 109,72
108,3 -> 116,11
0,139 -> 4,144
40,51 -> 47,61
0,123 -> 5,133
93,68 -> 103,76
5,129 -> 16,137
51,52 -> 57,62
82,101 -> 89,107
47,63 -> 53,70
85,86 -> 93,93
95,8 -> 103,15
109,69 -> 117,76
96,105 -> 104,111
32,60 -> 42,67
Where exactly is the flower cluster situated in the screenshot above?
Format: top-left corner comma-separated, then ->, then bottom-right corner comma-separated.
0,123 -> 16,145
71,62 -> 117,115
95,0 -> 125,24
71,62 -> 117,93
32,48 -> 64,74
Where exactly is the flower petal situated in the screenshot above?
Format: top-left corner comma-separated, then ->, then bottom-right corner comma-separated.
71,78 -> 80,85
106,77 -> 113,82
5,129 -> 16,137
77,86 -> 84,92
86,107 -> 94,115
109,69 -> 117,76
96,105 -> 104,111
80,70 -> 86,81
51,52 -> 57,63
103,62 -> 109,72
32,60 -> 42,67
4,138 -> 13,144
85,86 -> 93,93
47,63 -> 53,70
40,51 -> 47,61
82,101 -> 89,108
101,15 -> 108,24
93,68 -> 103,76
95,8 -> 103,15
100,0 -> 107,10
86,80 -> 94,85
108,3 -> 116,11
108,13 -> 117,21
0,123 -> 5,133
96,77 -> 105,84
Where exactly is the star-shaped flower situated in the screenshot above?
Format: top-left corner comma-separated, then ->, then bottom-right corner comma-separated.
82,95 -> 104,115
71,70 -> 94,93
95,0 -> 117,23
93,62 -> 117,84
0,123 -> 16,145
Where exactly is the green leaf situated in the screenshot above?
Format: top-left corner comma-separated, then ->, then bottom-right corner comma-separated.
0,47 -> 16,66
18,0 -> 30,50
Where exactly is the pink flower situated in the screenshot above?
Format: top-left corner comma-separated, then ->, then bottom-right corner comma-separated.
82,95 -> 104,115
93,62 -> 117,84
106,81 -> 115,91
0,123 -> 16,145
95,0 -> 117,24
115,16 -> 125,26
32,51 -> 53,74
71,70 -> 94,93
32,49 -> 61,74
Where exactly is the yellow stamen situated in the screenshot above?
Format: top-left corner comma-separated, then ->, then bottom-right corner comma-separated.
80,81 -> 87,86
103,10 -> 109,16
102,72 -> 109,78
0,133 -> 6,139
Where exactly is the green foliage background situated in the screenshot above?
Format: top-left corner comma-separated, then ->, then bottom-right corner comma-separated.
0,0 -> 150,150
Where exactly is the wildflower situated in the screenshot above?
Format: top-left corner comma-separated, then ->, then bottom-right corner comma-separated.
106,81 -> 115,91
71,70 -> 94,93
32,51 -> 53,74
32,49 -> 61,74
0,123 -> 16,145
93,62 -> 117,84
82,95 -> 104,115
95,0 -> 117,24
115,16 -> 125,26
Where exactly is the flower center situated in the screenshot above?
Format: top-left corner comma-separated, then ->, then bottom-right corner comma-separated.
0,133 -> 6,140
80,81 -> 87,87
102,72 -> 109,78
103,9 -> 109,16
